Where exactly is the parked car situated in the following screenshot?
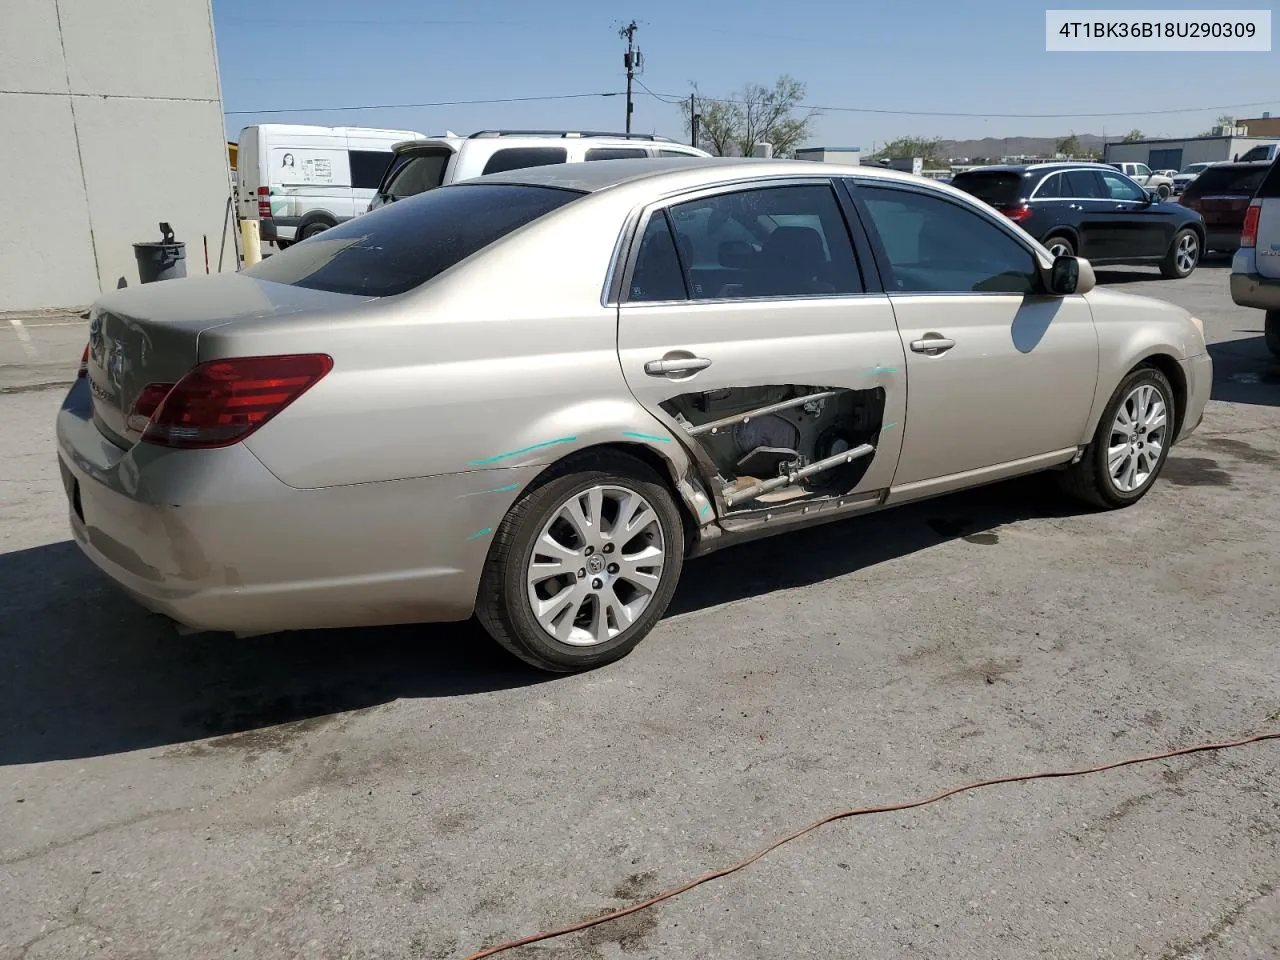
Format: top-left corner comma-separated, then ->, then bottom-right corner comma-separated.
1172,162 -> 1216,195
367,129 -> 711,210
1236,143 -> 1280,164
951,163 -> 1206,278
1177,161 -> 1272,252
1108,162 -> 1175,199
1153,168 -> 1179,180
235,124 -> 424,247
59,158 -> 1211,672
1229,156 -> 1280,357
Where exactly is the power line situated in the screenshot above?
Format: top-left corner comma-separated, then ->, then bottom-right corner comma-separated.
224,92 -> 620,117
638,88 -> 1280,120
218,17 -> 534,26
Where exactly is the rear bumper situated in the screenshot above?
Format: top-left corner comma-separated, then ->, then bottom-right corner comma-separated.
1206,230 -> 1242,252
1230,254 -> 1280,310
55,380 -> 531,635
1177,352 -> 1213,442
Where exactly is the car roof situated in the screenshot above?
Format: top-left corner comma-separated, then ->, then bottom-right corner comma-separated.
955,162 -> 1107,176
474,156 -> 934,193
390,134 -> 709,156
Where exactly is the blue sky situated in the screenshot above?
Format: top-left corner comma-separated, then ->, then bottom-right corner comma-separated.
214,0 -> 1279,147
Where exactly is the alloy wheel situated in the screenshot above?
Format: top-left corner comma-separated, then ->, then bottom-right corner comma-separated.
1046,239 -> 1072,258
1175,233 -> 1198,274
525,484 -> 667,646
1107,383 -> 1168,493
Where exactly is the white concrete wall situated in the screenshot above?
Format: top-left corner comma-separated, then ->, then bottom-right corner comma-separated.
0,0 -> 232,312
1103,138 -> 1240,166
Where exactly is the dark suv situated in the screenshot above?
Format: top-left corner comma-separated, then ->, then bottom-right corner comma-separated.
1177,161 -> 1272,253
951,163 -> 1207,279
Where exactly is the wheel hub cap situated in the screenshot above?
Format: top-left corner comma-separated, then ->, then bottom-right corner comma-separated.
1107,383 -> 1168,493
526,484 -> 666,647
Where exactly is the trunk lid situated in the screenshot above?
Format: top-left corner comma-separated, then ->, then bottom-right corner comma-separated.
85,272 -> 368,448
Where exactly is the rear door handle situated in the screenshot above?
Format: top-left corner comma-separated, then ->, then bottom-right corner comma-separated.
909,336 -> 956,356
644,356 -> 712,376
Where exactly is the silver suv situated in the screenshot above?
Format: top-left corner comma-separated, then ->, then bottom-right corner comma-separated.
368,129 -> 711,210
1229,156 -> 1280,357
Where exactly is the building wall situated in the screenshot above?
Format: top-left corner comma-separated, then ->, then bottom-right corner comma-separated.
1102,136 -> 1280,168
1241,117 -> 1280,137
0,0 -> 232,312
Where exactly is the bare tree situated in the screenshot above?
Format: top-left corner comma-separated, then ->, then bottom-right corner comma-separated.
682,76 -> 818,158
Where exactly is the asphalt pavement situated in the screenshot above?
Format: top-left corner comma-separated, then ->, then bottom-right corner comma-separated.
2,259 -> 1278,960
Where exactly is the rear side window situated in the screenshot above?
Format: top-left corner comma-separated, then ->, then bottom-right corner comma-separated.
659,149 -> 697,158
1035,173 -> 1063,199
1187,165 -> 1269,196
244,184 -> 582,297
629,213 -> 688,302
951,172 -> 1025,208
349,150 -> 393,190
585,147 -> 649,161
481,147 -> 568,175
384,151 -> 451,199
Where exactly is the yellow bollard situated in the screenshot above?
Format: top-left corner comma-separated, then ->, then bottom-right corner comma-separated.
239,218 -> 262,267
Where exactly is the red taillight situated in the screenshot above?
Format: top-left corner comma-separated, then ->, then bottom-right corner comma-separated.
257,185 -> 271,220
78,344 -> 89,379
127,382 -> 175,432
1001,205 -> 1033,223
1241,201 -> 1261,248
138,354 -> 333,449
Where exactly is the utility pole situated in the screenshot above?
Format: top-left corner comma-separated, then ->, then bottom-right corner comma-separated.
620,20 -> 640,134
689,93 -> 700,148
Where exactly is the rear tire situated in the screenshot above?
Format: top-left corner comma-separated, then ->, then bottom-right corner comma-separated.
1159,228 -> 1199,279
1044,234 -> 1076,259
476,453 -> 685,673
1057,366 -> 1176,509
299,221 -> 333,240
1266,310 -> 1280,359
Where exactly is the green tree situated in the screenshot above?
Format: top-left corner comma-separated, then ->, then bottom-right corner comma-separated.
1122,129 -> 1145,142
869,136 -> 946,166
682,76 -> 818,158
1055,133 -> 1081,157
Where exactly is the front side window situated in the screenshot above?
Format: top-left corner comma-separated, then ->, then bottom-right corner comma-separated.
1135,164 -> 1152,177
1100,171 -> 1147,201
857,185 -> 1037,295
481,147 -> 569,176
663,184 -> 861,300
245,184 -> 582,297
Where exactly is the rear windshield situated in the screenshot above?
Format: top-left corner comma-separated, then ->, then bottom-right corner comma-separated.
244,183 -> 582,297
1187,165 -> 1269,197
950,172 -> 1026,207
383,150 -> 452,200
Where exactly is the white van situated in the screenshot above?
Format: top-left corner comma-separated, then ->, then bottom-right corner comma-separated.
235,124 -> 425,246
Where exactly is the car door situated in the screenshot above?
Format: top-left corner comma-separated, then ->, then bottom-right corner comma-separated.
1097,169 -> 1172,256
845,180 -> 1099,500
615,179 -> 908,517
1060,169 -> 1116,258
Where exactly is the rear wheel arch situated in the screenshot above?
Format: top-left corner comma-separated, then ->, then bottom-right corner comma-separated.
1042,228 -> 1079,255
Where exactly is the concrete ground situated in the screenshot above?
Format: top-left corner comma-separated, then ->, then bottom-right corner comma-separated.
1,259 -> 1278,960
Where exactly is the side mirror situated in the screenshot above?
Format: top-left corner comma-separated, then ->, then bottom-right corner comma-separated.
1145,189 -> 1160,204
1045,254 -> 1094,295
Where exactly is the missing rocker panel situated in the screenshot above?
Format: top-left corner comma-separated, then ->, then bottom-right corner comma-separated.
661,385 -> 885,512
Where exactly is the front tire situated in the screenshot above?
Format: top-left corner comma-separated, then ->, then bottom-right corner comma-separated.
1057,366 -> 1175,509
1156,183 -> 1172,200
1265,310 -> 1280,359
1160,229 -> 1199,279
476,454 -> 685,672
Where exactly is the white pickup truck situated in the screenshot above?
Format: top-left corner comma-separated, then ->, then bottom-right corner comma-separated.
1108,162 -> 1175,199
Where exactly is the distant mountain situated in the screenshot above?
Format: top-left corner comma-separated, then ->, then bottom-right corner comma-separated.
939,134 -> 1107,162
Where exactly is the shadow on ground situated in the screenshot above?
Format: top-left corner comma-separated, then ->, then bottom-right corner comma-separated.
0,474 -> 1094,766
1208,336 -> 1280,407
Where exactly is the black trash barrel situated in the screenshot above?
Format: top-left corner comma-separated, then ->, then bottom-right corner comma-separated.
133,222 -> 187,283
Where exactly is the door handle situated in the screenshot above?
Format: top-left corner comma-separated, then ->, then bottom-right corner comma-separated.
909,336 -> 955,356
644,356 -> 712,377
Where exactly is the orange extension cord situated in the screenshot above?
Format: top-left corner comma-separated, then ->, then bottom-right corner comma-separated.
465,730 -> 1280,959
